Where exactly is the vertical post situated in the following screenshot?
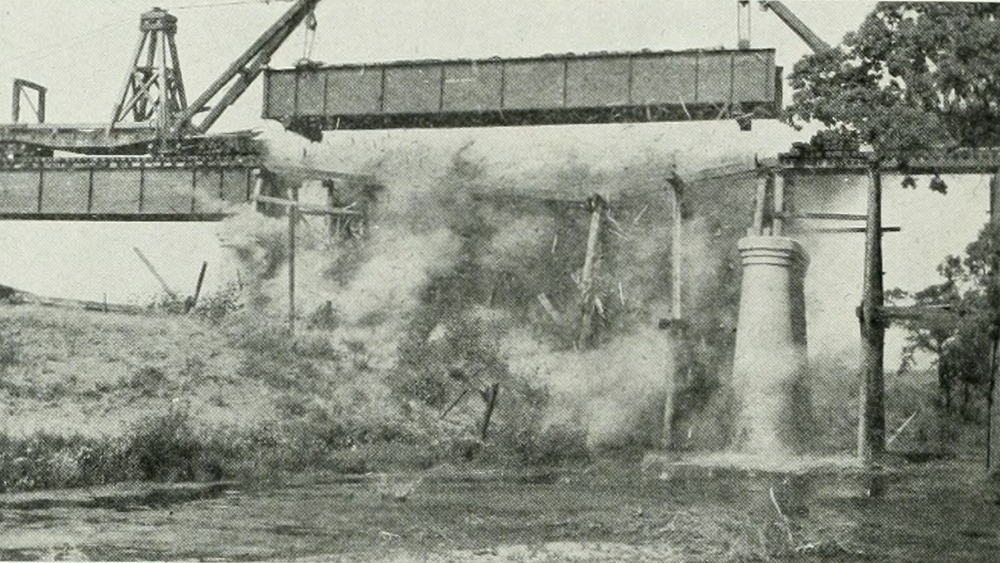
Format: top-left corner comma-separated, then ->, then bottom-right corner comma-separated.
988,170 -> 1000,474
252,170 -> 265,212
37,88 -> 45,123
662,180 -> 685,449
858,162 -> 885,465
288,186 -> 298,334
189,261 -> 208,312
158,28 -> 171,136
578,194 -> 606,349
772,172 -> 786,236
480,383 -> 501,440
737,0 -> 752,50
671,187 -> 683,323
11,86 -> 20,123
750,171 -> 770,236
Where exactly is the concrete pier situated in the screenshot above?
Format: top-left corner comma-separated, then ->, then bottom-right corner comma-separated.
731,235 -> 811,456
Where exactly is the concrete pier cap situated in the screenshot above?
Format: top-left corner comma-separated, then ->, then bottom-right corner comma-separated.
731,235 -> 812,457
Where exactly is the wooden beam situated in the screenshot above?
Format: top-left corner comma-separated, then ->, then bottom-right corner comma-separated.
132,247 -> 178,300
669,183 -> 684,322
772,172 -> 786,236
858,163 -> 886,465
879,304 -> 959,320
663,178 -> 686,450
189,261 -> 208,312
263,163 -> 376,186
577,195 -> 606,349
778,212 -> 868,221
750,172 -> 769,236
480,383 -> 501,440
810,226 -> 901,234
253,194 -> 362,216
288,191 -> 298,334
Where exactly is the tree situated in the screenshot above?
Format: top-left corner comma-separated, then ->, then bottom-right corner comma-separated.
893,224 -> 1000,419
787,3 -> 1000,154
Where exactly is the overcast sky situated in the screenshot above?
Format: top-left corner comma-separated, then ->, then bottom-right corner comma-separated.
0,0 -> 987,362
0,0 -> 878,130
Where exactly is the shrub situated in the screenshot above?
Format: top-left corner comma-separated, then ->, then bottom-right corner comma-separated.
124,408 -> 220,482
126,366 -> 168,397
0,433 -> 129,492
0,329 -> 19,370
194,282 -> 243,324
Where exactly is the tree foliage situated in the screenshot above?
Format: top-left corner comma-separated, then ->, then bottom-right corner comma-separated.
787,3 -> 1000,153
893,223 -> 1000,416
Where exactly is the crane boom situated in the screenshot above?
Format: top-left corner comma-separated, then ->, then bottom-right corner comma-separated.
760,1 -> 831,53
171,0 -> 321,135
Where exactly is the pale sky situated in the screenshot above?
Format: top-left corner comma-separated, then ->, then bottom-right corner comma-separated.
0,0 -> 878,130
0,0 -> 986,371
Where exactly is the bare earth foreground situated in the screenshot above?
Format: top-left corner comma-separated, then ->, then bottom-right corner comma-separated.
1,460 -> 1000,561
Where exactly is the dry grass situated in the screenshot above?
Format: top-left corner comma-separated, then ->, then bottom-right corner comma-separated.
0,304 -> 272,438
0,303 -> 579,492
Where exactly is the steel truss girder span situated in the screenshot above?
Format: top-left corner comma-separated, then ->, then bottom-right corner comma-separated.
263,48 -> 780,135
0,157 -> 259,220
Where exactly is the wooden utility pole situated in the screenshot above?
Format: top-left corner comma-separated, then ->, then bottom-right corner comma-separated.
988,170 -> 1000,474
670,182 -> 683,323
288,187 -> 298,334
252,186 -> 362,334
660,177 -> 685,449
858,162 -> 886,464
578,194 -> 606,349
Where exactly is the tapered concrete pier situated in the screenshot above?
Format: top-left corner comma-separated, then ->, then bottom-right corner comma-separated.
731,235 -> 811,456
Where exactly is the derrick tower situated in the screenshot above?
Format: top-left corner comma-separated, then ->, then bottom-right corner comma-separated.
109,7 -> 188,135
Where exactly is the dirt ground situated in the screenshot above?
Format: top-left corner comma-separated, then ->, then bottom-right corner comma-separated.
1,459 -> 999,561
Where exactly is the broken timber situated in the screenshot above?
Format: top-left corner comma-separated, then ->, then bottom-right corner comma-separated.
577,194 -> 606,349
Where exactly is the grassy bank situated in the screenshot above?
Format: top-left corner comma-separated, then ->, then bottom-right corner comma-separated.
0,301 -> 981,494
0,303 -> 593,493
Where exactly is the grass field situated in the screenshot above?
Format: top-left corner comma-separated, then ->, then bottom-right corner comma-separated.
0,302 -> 485,491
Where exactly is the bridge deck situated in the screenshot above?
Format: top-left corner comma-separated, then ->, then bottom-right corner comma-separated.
263,48 -> 781,137
0,156 -> 259,220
